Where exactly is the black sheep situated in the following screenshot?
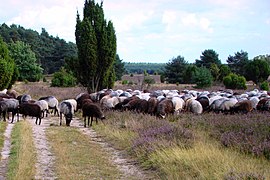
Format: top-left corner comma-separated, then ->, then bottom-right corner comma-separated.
82,102 -> 105,127
18,103 -> 42,125
156,99 -> 174,118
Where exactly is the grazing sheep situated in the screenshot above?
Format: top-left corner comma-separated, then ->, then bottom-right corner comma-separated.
20,94 -> 32,104
172,96 -> 185,114
231,100 -> 253,113
256,98 -> 270,111
6,89 -> 18,98
197,96 -> 210,111
156,99 -> 174,118
59,101 -> 74,126
185,99 -> 203,114
219,97 -> 238,113
18,103 -> 42,125
100,96 -> 120,110
147,97 -> 158,115
0,98 -> 19,122
39,96 -> 59,116
82,102 -> 105,127
35,100 -> 49,118
249,96 -> 260,110
63,99 -> 77,112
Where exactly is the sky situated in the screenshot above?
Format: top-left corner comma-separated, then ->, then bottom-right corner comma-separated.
1,0 -> 270,63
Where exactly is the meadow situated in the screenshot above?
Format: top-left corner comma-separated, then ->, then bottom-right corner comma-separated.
4,81 -> 270,179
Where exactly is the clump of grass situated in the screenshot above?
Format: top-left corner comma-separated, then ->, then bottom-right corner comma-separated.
47,126 -> 122,179
7,121 -> 36,179
149,139 -> 270,179
0,122 -> 8,157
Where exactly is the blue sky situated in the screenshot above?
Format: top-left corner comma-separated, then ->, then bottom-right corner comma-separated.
1,0 -> 269,63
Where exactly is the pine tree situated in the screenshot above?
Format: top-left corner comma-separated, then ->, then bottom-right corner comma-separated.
73,0 -> 117,92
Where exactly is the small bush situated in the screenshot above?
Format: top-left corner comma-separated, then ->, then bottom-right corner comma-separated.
51,68 -> 76,87
223,73 -> 247,89
193,67 -> 213,88
121,80 -> 128,85
260,81 -> 269,91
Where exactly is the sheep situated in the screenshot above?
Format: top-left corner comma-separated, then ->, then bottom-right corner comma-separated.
147,97 -> 158,115
6,89 -> 18,98
256,98 -> 270,111
219,97 -> 238,113
100,96 -> 120,110
185,99 -> 203,114
17,103 -> 42,125
35,100 -> 49,118
123,98 -> 148,113
231,100 -> 253,114
76,93 -> 92,110
63,99 -> 77,112
249,96 -> 260,110
171,96 -> 185,114
20,94 -> 32,104
39,96 -> 59,116
156,99 -> 174,118
82,102 -> 105,127
197,96 -> 210,111
59,101 -> 74,126
209,97 -> 228,113
0,98 -> 19,122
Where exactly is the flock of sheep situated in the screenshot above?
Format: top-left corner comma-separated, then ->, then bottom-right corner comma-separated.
0,87 -> 269,126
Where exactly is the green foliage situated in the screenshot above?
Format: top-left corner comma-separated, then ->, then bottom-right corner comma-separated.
73,1 -> 116,92
164,55 -> 188,84
260,81 -> 269,91
114,54 -> 125,80
0,24 -> 77,74
9,41 -> 43,82
183,65 -> 198,84
219,64 -> 231,81
193,67 -> 213,88
223,73 -> 247,89
227,50 -> 249,76
0,37 -> 16,90
51,68 -> 76,87
124,62 -> 165,74
244,59 -> 270,84
122,80 -> 128,85
210,63 -> 220,81
195,49 -> 221,68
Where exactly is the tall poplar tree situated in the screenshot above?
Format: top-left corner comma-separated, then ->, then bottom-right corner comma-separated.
74,0 -> 117,92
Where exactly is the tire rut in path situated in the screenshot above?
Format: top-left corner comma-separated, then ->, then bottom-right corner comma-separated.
71,117 -> 152,180
27,117 -> 57,180
0,123 -> 15,180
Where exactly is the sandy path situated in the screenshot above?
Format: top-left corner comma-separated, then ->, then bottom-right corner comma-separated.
27,116 -> 57,180
70,117 -> 151,180
0,123 -> 15,180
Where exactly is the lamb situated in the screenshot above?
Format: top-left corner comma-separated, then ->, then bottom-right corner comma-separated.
17,103 -> 42,125
82,102 -> 105,127
156,99 -> 174,118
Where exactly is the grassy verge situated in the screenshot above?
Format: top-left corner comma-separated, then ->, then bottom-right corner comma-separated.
0,121 -> 8,157
7,121 -> 36,179
93,110 -> 270,179
46,126 -> 122,179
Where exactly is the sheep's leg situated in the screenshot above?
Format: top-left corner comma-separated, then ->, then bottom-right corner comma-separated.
96,117 -> 98,125
35,117 -> 38,125
88,116 -> 90,127
84,116 -> 86,127
90,116 -> 93,126
3,111 -> 6,122
39,117 -> 42,125
60,113 -> 62,126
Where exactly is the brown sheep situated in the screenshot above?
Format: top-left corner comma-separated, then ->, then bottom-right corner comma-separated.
76,93 -> 92,110
82,102 -> 105,127
18,103 -> 42,125
156,99 -> 174,118
256,98 -> 270,111
147,97 -> 158,115
231,100 -> 253,114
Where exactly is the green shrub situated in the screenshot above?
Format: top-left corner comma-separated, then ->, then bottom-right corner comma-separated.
193,67 -> 213,88
51,68 -> 76,87
223,73 -> 247,89
260,81 -> 269,91
122,80 -> 128,85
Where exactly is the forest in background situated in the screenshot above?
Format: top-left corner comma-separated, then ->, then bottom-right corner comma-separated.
0,23 -> 77,74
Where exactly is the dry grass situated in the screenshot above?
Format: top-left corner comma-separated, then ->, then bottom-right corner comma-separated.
7,121 -> 36,179
150,134 -> 270,179
0,121 -> 8,158
46,126 -> 122,179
